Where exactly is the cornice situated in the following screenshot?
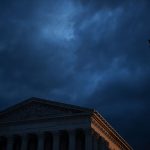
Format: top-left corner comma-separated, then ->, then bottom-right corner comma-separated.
91,112 -> 133,150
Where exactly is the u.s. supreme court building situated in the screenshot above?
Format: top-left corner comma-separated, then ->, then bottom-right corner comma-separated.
0,97 -> 132,150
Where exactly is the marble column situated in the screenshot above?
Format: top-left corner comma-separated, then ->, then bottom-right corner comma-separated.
101,138 -> 108,150
52,131 -> 59,150
21,134 -> 28,150
7,135 -> 13,150
85,129 -> 93,150
104,140 -> 109,150
37,133 -> 45,150
93,136 -> 98,150
69,130 -> 75,150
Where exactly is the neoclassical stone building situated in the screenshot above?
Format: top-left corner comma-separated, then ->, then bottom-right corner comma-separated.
0,97 -> 132,150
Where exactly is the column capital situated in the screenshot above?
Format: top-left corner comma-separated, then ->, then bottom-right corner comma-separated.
68,129 -> 76,134
21,133 -> 28,138
37,132 -> 45,137
6,134 -> 14,139
91,129 -> 99,139
84,128 -> 92,135
52,130 -> 60,135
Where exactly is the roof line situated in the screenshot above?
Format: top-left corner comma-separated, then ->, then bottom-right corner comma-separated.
0,97 -> 94,115
93,111 -> 133,150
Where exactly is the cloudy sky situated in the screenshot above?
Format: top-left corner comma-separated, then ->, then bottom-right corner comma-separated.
0,0 -> 150,149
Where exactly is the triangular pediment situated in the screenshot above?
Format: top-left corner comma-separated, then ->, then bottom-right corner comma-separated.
0,97 -> 93,123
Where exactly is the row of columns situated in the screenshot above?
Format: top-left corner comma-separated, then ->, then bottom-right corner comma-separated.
0,129 -> 109,150
92,131 -> 110,150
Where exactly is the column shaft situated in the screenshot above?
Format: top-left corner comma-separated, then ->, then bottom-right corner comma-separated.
85,129 -> 93,150
21,134 -> 28,150
101,138 -> 108,150
69,130 -> 75,150
37,133 -> 45,150
93,136 -> 98,150
7,136 -> 13,150
53,131 -> 59,150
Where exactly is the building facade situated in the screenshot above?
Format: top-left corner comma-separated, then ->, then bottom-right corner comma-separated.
0,97 -> 132,150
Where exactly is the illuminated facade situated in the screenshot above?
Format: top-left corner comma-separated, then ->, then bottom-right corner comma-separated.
0,97 -> 132,150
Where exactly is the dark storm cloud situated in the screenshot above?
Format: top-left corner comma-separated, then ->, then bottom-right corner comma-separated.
0,0 -> 77,107
77,0 -> 150,10
74,1 -> 150,70
72,0 -> 150,149
0,0 -> 150,149
84,71 -> 150,149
